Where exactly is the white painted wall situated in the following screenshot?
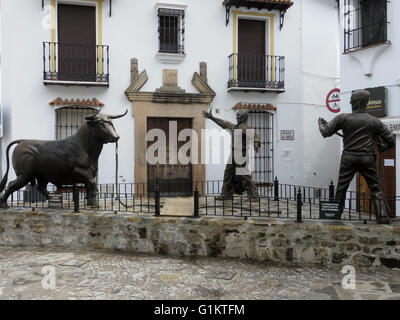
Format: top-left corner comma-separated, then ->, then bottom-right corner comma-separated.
1,0 -> 340,189
339,0 -> 400,214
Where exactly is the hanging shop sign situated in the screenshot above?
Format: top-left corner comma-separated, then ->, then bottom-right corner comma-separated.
364,86 -> 387,118
326,88 -> 340,113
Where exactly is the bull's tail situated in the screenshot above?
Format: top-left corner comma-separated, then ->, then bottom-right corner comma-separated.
0,140 -> 23,193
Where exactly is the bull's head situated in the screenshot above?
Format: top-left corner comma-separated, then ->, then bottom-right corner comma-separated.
85,109 -> 128,143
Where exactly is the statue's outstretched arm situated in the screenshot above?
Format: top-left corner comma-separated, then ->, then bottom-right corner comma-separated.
202,111 -> 234,130
318,115 -> 343,138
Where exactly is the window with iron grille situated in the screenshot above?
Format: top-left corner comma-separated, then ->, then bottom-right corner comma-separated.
344,0 -> 388,53
247,111 -> 274,185
55,106 -> 98,140
158,8 -> 185,54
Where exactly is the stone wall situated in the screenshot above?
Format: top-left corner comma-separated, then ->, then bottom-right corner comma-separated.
0,209 -> 399,268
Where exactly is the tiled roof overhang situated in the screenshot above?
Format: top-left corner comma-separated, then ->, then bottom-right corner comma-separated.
223,0 -> 293,27
232,102 -> 276,111
223,0 -> 293,11
49,97 -> 105,108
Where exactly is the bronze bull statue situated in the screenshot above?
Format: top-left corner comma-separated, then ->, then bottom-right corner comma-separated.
0,109 -> 127,208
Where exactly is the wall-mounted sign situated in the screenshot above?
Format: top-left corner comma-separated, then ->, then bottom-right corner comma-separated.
280,130 -> 295,141
326,88 -> 340,113
384,159 -> 395,167
381,117 -> 400,135
319,201 -> 341,220
364,86 -> 387,118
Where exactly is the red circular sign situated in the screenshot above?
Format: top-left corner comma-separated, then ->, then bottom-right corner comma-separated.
326,88 -> 340,113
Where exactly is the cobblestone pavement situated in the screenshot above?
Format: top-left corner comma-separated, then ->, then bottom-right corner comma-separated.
0,246 -> 400,300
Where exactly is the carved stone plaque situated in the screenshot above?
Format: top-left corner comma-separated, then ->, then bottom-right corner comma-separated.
156,69 -> 185,93
163,69 -> 178,87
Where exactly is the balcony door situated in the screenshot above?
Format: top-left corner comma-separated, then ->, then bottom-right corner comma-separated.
58,4 -> 96,82
238,19 -> 266,88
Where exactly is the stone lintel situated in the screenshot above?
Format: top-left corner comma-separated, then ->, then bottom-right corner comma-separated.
126,91 -> 215,104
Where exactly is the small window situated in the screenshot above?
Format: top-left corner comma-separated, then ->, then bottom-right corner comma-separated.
158,8 -> 185,54
247,111 -> 274,185
344,0 -> 388,53
55,106 -> 98,140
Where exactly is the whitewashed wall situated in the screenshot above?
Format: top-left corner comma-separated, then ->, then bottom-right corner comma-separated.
1,0 -> 340,189
339,0 -> 400,212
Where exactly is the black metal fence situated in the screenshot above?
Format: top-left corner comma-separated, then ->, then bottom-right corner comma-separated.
1,179 -> 397,222
43,42 -> 109,85
228,53 -> 285,89
343,0 -> 388,53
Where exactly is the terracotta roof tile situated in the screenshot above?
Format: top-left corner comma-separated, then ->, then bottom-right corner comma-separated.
232,102 -> 276,111
223,0 -> 294,8
49,97 -> 105,108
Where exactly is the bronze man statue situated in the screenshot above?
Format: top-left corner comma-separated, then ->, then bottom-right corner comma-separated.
318,90 -> 395,224
202,109 -> 261,200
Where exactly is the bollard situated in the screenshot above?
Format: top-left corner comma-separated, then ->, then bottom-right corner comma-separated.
193,186 -> 200,218
73,184 -> 79,213
154,179 -> 160,217
274,177 -> 279,201
296,188 -> 303,223
329,180 -> 335,201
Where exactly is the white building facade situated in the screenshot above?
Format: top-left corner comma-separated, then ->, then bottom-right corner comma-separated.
339,0 -> 400,216
1,0 -> 340,194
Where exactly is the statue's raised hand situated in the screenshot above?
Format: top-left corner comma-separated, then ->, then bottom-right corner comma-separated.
202,110 -> 213,119
318,117 -> 327,126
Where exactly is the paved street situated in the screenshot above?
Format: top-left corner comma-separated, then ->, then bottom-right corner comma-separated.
0,246 -> 399,300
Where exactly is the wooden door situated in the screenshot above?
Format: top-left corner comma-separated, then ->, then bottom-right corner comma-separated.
357,143 -> 396,217
58,4 -> 96,81
238,19 -> 266,87
147,118 -> 193,196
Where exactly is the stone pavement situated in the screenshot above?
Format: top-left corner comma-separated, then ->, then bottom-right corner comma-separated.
0,246 -> 400,300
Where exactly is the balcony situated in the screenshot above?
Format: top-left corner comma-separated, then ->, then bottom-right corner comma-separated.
43,42 -> 109,87
228,53 -> 285,93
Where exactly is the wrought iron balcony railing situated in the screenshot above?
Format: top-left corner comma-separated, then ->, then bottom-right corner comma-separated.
228,53 -> 285,92
43,42 -> 109,86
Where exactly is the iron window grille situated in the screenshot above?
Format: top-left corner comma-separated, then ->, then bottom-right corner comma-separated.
55,106 -> 98,140
158,8 -> 185,54
344,0 -> 388,53
247,111 -> 274,185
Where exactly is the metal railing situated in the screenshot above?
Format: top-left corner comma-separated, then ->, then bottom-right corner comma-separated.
343,0 -> 388,53
197,193 -> 396,222
2,179 -> 396,222
228,53 -> 285,90
43,42 -> 109,85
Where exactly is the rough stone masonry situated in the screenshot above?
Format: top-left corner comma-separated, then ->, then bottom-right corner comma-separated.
0,209 -> 399,268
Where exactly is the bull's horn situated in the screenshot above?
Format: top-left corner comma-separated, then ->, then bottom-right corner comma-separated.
85,109 -> 101,120
107,109 -> 128,120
